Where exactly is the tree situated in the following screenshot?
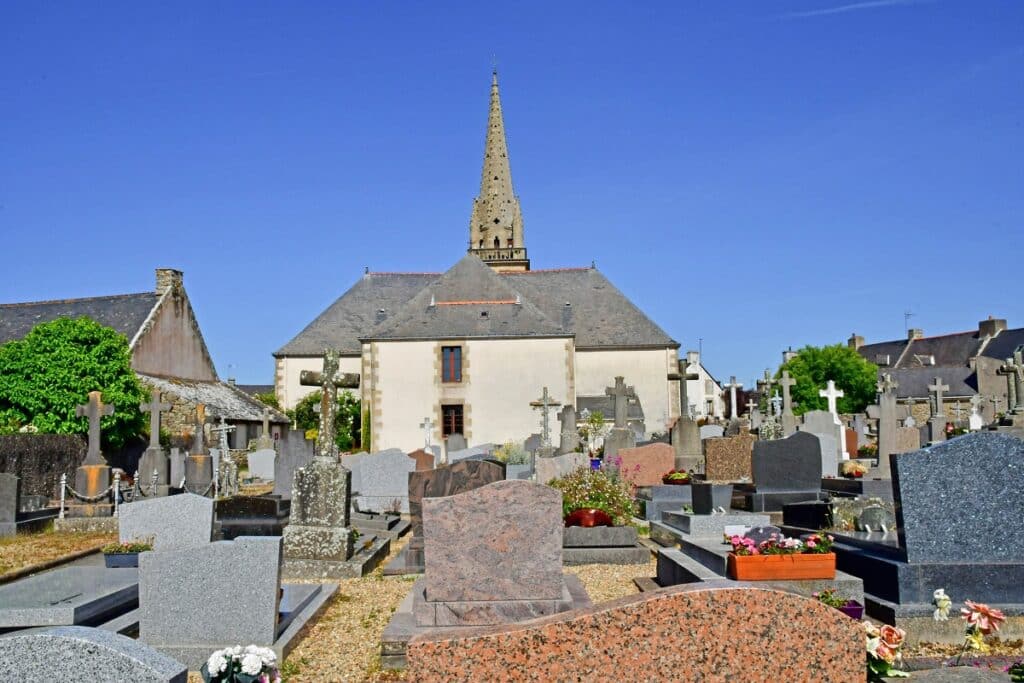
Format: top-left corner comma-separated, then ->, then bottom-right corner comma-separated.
253,391 -> 280,410
290,389 -> 361,451
776,344 -> 878,416
0,317 -> 146,450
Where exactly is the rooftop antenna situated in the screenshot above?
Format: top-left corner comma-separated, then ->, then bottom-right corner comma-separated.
698,337 -> 703,357
904,310 -> 914,335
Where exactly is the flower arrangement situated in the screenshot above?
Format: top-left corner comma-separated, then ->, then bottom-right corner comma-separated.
201,645 -> 280,683
857,443 -> 878,458
865,621 -> 908,680
728,532 -> 834,556
933,588 -> 1008,665
841,461 -> 868,478
548,467 -> 637,526
814,588 -> 851,609
101,537 -> 154,554
661,469 -> 691,484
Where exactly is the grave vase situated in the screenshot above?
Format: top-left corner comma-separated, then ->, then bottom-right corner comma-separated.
691,483 -> 733,515
726,552 -> 836,581
838,600 -> 864,621
564,508 -> 613,528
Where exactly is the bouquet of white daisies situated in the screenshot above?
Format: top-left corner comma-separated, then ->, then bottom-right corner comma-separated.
201,645 -> 281,683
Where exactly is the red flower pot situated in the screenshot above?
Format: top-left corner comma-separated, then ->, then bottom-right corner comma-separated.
564,508 -> 613,527
661,477 -> 691,486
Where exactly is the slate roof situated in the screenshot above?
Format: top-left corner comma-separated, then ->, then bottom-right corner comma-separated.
234,384 -> 274,397
857,339 -> 909,367
902,331 -> 984,368
981,327 -> 1024,361
577,395 -> 646,422
884,367 -> 977,399
278,255 -> 678,353
138,374 -> 290,423
0,293 -> 159,345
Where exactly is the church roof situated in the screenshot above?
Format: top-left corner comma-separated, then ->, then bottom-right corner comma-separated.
0,292 -> 160,345
981,326 -> 1024,361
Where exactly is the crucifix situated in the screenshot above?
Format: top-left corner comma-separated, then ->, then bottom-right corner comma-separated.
819,380 -> 844,417
677,359 -> 699,420
212,416 -> 235,454
140,389 -> 171,450
952,401 -> 964,420
605,376 -> 636,429
770,391 -> 782,417
420,416 -> 435,449
76,391 -> 114,466
530,386 -> 561,448
724,376 -> 742,419
779,371 -> 796,416
745,399 -> 757,417
300,349 -> 360,458
991,395 -> 1004,414
928,377 -> 949,419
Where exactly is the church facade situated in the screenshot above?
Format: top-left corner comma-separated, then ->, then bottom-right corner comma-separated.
274,73 -> 685,451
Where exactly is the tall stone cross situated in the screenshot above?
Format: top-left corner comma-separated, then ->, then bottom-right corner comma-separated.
724,376 -> 742,419
761,370 -> 776,396
604,376 -> 635,429
876,372 -> 899,476
300,349 -> 360,458
1004,351 -> 1024,414
997,360 -> 1017,414
261,408 -> 271,438
212,416 -> 235,454
140,389 -> 171,450
928,377 -> 949,419
530,386 -> 561,447
819,380 -> 844,418
420,416 -> 435,448
192,404 -> 207,455
676,359 -> 699,420
778,371 -> 796,416
76,391 -> 114,466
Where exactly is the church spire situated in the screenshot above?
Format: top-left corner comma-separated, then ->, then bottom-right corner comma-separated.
469,70 -> 529,271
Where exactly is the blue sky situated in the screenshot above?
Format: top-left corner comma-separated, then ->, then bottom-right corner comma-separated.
2,1 -> 1021,388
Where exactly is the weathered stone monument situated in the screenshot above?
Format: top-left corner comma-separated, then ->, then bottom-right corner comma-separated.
669,359 -> 701,470
818,379 -> 848,460
556,404 -> 578,455
779,370 -> 797,435
138,389 -> 171,494
530,386 -> 560,457
927,376 -> 949,444
876,372 -> 899,477
183,405 -> 213,496
66,391 -> 115,518
724,376 -> 742,419
603,376 -> 636,458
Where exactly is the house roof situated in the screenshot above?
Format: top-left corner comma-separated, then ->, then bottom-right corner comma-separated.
0,293 -> 160,345
138,374 -> 290,423
902,331 -> 984,368
981,327 -> 1024,361
234,384 -> 274,397
883,367 -> 977,399
857,339 -> 909,367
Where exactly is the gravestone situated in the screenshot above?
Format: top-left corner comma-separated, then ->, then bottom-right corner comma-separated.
408,449 -> 435,471
119,493 -> 213,551
139,536 -> 282,667
0,626 -> 187,682
616,442 -> 674,487
282,457 -> 353,570
216,495 -> 290,539
67,391 -> 115,517
927,377 -> 950,445
855,506 -> 896,533
603,376 -> 637,458
446,443 -> 496,463
844,429 -> 857,458
800,410 -> 844,464
255,408 -> 275,450
894,426 -> 921,454
0,473 -> 18,536
535,452 -> 587,485
876,373 -> 899,477
557,405 -> 579,455
272,430 -> 315,498
168,448 -> 185,488
523,433 -> 542,455
670,416 -> 701,472
699,425 -> 724,440
342,449 -> 415,513
445,433 -> 468,457
779,370 -> 798,435
703,434 -> 756,481
247,448 -> 276,481
743,432 -> 824,512
138,390 -> 172,492
0,567 -> 139,629
814,433 -> 839,478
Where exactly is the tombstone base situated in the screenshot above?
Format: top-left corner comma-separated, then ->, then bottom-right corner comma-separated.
70,465 -> 112,516
138,447 -> 169,487
53,516 -> 119,533
636,484 -> 693,522
283,524 -> 354,563
281,534 -> 389,580
383,539 -> 425,576
820,477 -> 893,502
350,511 -> 410,541
562,526 -> 650,565
63,503 -> 115,518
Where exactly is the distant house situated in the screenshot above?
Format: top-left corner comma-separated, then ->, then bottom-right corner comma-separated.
0,268 -> 288,448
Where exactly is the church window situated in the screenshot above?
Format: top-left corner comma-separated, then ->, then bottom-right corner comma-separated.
507,238 -> 513,247
493,236 -> 500,248
442,404 -> 463,437
442,346 -> 462,383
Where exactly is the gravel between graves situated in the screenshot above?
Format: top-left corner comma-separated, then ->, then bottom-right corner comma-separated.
0,527 -> 116,581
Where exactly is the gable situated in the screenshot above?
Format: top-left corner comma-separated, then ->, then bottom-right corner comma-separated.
131,288 -> 218,381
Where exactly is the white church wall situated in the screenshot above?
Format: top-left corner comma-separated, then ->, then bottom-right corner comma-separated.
275,354 -> 362,411
575,348 -> 676,436
371,341 -> 438,452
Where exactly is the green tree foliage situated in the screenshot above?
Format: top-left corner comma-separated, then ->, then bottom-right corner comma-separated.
777,344 -> 878,416
253,391 -> 280,409
0,317 -> 146,450
290,389 -> 361,451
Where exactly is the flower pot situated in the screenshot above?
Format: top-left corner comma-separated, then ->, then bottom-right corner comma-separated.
691,483 -> 733,514
589,458 -> 601,471
661,477 -> 691,486
727,552 -> 836,580
564,508 -> 613,528
104,552 -> 140,568
838,600 -> 864,620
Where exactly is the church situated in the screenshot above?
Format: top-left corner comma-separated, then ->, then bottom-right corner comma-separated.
274,73 -> 703,451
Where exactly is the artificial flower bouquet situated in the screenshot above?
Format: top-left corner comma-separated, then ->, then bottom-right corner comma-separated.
201,645 -> 281,683
865,622 -> 908,680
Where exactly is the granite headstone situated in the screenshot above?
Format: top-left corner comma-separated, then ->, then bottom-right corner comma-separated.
118,493 -> 213,551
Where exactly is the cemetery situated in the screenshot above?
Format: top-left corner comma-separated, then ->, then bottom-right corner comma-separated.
2,9 -> 1023,680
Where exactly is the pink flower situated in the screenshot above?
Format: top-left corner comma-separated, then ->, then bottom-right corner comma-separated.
879,625 -> 905,648
962,601 -> 1006,635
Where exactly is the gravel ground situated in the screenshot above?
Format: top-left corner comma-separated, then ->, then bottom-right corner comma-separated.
0,526 -> 116,580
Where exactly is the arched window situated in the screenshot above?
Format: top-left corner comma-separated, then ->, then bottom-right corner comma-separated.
493,236 -> 500,248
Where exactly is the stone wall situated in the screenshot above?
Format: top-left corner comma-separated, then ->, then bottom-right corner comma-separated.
0,434 -> 86,498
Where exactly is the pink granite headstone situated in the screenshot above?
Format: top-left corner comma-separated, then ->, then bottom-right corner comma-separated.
616,443 -> 675,487
408,449 -> 434,471
844,429 -> 858,456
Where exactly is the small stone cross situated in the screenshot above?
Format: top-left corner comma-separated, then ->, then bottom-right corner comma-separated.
724,376 -> 742,418
300,349 -> 360,458
952,401 -> 964,420
140,389 -> 171,450
928,377 -> 949,418
991,395 -> 1004,414
604,376 -> 635,429
420,416 -> 435,448
76,391 -> 114,466
211,416 -> 235,454
770,391 -> 782,417
745,399 -> 757,417
779,370 -> 796,416
530,386 -> 561,447
819,380 -> 844,417
877,372 -> 898,395
969,394 -> 983,413
261,408 -> 271,437
192,404 -> 207,455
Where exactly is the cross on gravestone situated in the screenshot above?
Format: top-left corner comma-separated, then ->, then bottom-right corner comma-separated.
420,417 -> 436,449
604,376 -> 635,429
75,391 -> 114,466
299,349 -> 360,459
724,376 -> 742,418
819,380 -> 844,418
211,416 -> 235,454
192,404 -> 207,455
530,387 -> 561,448
779,371 -> 796,416
991,395 -> 1004,415
770,391 -> 782,417
928,377 -> 950,418
1000,351 -> 1024,414
953,401 -> 964,420
745,399 -> 757,417
261,408 -> 271,438
970,394 -> 984,412
676,359 -> 699,419
140,390 -> 171,449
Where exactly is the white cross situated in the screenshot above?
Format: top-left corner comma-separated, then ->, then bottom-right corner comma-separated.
819,380 -> 844,417
419,417 -> 435,448
724,376 -> 742,418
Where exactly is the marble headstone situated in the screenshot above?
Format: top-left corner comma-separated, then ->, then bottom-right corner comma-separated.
408,460 -> 505,541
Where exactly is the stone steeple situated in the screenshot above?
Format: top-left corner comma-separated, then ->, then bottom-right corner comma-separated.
468,71 -> 529,271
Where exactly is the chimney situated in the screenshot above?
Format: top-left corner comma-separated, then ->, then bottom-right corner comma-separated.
686,350 -> 700,367
848,334 -> 864,350
978,316 -> 1007,338
227,377 -> 236,386
156,268 -> 183,296
782,347 -> 798,363
907,328 -> 924,340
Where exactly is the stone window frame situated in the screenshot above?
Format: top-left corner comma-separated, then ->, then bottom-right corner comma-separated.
441,346 -> 463,383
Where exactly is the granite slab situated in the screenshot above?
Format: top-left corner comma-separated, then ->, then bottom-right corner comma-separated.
119,493 -> 213,551
0,567 -> 138,629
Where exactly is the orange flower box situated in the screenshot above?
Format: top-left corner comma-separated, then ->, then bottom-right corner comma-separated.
727,552 -> 836,581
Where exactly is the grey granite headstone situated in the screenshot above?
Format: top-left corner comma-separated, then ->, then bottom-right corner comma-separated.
524,433 -> 542,454
272,430 -> 315,498
246,448 -> 276,481
0,626 -> 187,682
699,425 -> 724,440
800,410 -> 844,461
341,448 -> 414,513
168,448 -> 185,488
603,427 -> 635,458
139,537 -> 282,660
534,452 -> 588,484
0,567 -> 139,629
118,493 -> 213,551
892,432 -> 1024,563
751,432 -> 823,491
814,433 -> 839,478
1,473 -> 18,536
445,433 -> 467,455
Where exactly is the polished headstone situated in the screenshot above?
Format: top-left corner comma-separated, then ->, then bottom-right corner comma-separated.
119,493 -> 213,550
751,432 -> 823,491
409,460 -> 505,541
0,567 -> 138,628
408,449 -> 435,471
616,442 -> 674,487
272,430 -> 315,498
703,434 -> 756,480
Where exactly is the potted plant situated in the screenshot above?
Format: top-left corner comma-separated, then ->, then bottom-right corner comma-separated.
101,537 -> 154,568
549,467 -> 636,527
661,469 -> 691,485
814,588 -> 864,620
726,532 -> 835,580
691,481 -> 733,514
201,644 -> 280,683
841,461 -> 868,479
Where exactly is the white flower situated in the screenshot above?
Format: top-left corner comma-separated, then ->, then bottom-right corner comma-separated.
932,588 -> 952,621
228,645 -> 243,657
241,653 -> 264,676
206,652 -> 228,674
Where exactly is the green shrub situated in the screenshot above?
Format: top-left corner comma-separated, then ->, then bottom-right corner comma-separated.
548,467 -> 637,526
492,441 -> 529,465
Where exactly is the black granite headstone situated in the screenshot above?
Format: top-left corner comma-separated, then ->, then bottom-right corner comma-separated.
751,432 -> 823,491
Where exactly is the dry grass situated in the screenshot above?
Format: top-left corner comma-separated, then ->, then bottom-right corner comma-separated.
0,525 -> 116,580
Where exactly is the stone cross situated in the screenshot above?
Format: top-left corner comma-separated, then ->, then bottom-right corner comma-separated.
192,404 -> 207,455
969,394 -> 984,413
724,376 -> 742,419
420,417 -> 435,448
75,391 -> 114,466
530,386 -> 561,448
140,389 -> 171,450
778,371 -> 796,416
261,408 -> 271,438
300,349 -> 360,459
212,416 -> 235,454
997,361 -> 1017,414
952,401 -> 964,420
770,391 -> 782,417
819,380 -> 844,418
928,377 -> 949,419
876,372 -> 899,477
677,359 -> 699,420
557,404 -> 578,454
604,376 -> 635,429
1000,351 -> 1024,414
991,395 -> 1004,414
760,370 -> 776,396
745,399 -> 757,417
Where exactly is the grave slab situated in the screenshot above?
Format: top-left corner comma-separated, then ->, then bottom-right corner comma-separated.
0,567 -> 138,629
